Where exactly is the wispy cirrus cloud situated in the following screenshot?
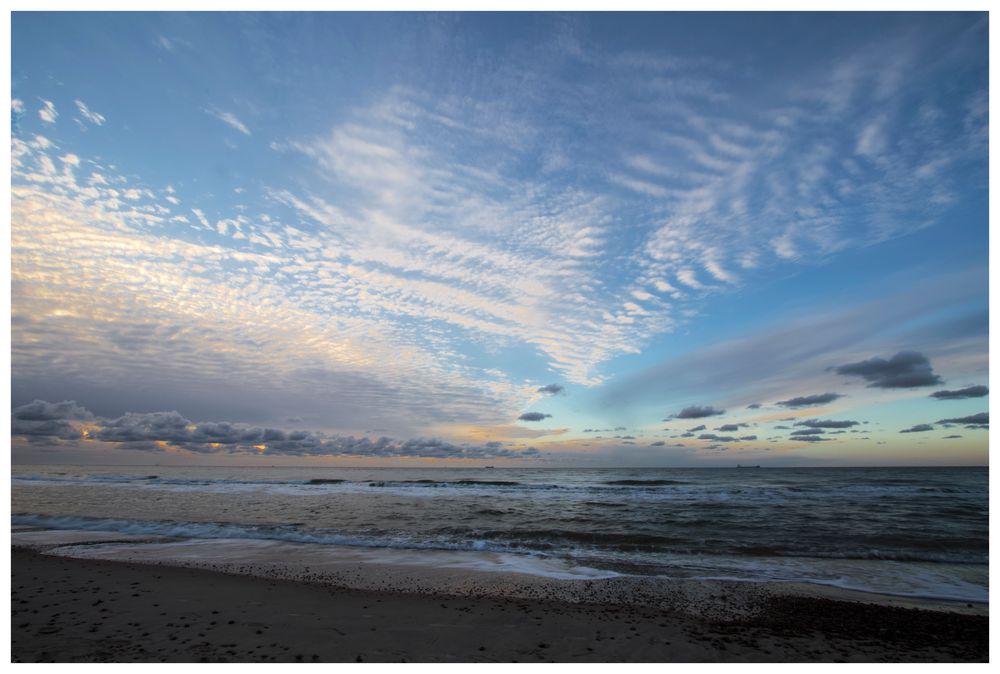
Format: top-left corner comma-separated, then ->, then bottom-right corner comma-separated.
74,99 -> 105,126
206,107 -> 251,135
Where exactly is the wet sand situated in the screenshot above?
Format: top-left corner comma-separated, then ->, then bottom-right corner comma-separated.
11,548 -> 988,662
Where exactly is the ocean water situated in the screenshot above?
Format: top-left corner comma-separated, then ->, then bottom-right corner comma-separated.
11,465 -> 988,603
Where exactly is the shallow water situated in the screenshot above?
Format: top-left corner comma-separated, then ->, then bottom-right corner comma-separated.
12,464 -> 988,602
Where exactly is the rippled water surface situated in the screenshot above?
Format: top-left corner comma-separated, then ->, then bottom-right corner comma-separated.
12,465 -> 988,601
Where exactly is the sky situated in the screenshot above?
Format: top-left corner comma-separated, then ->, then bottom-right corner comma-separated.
9,11 -> 989,467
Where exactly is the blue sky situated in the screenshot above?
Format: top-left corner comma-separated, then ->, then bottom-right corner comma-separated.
10,12 -> 989,466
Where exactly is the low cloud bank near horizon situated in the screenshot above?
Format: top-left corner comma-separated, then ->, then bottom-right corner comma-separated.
11,399 -> 540,460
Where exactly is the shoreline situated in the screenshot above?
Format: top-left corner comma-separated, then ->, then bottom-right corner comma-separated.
12,526 -> 988,616
12,541 -> 989,662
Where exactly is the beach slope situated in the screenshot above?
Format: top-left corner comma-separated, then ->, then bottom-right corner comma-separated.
11,549 -> 987,663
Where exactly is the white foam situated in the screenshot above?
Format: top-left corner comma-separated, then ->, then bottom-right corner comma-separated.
43,535 -> 621,581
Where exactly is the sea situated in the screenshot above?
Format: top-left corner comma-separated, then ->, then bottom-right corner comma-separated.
11,464 -> 988,604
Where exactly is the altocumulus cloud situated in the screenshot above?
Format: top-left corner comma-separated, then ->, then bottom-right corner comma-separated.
832,351 -> 942,388
11,400 -> 540,459
536,384 -> 565,395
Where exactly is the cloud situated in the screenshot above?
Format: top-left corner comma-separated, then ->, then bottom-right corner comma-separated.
517,412 -> 552,422
794,418 -> 859,429
942,435 -> 963,439
739,435 -> 757,441
38,100 -> 57,123
936,412 -> 988,426
676,405 -> 725,419
11,399 -> 96,442
12,400 -> 540,459
776,393 -> 843,408
697,433 -> 739,442
792,435 -> 828,442
687,424 -> 706,432
74,100 -> 105,126
746,403 -> 762,409
207,108 -> 251,135
900,424 -> 934,433
10,19 -> 988,458
536,383 -> 565,395
790,428 -> 825,436
930,385 -> 988,400
599,269 -> 986,413
716,423 -> 744,432
832,351 -> 942,388
12,399 -> 95,422
649,440 -> 665,446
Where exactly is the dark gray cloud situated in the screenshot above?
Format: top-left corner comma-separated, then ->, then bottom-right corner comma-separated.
739,435 -> 757,441
676,405 -> 725,419
900,424 -> 934,433
790,428 -> 824,436
698,433 -> 738,442
717,423 -> 747,432
793,435 -> 829,442
746,403 -> 762,409
930,385 -> 988,400
832,351 -> 942,389
794,418 -> 859,429
687,424 -> 706,432
942,435 -> 963,439
937,412 -> 988,426
11,399 -> 95,442
12,399 -> 94,422
649,441 -> 665,446
517,412 -> 552,422
536,384 -> 565,395
11,418 -> 84,441
776,393 -> 843,408
11,400 -> 542,459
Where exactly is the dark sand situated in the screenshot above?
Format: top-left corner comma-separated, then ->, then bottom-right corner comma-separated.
11,548 -> 987,662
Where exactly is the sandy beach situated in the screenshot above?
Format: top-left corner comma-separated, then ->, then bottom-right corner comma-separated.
11,545 -> 988,663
